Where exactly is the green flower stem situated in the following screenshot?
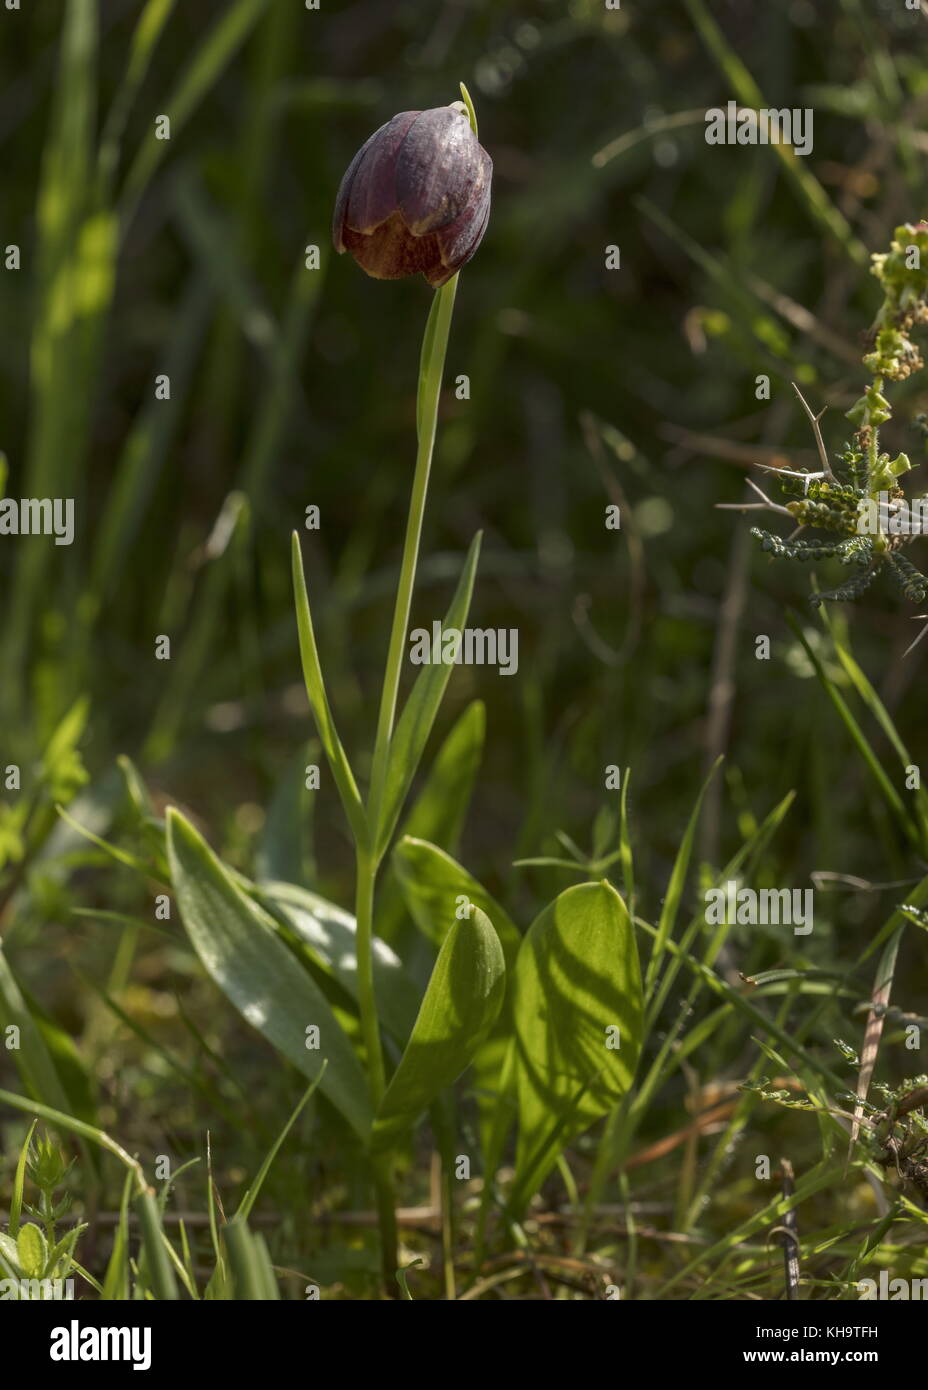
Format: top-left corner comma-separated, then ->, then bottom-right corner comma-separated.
354,847 -> 383,1100
355,272 -> 459,1294
353,845 -> 399,1286
367,273 -> 459,850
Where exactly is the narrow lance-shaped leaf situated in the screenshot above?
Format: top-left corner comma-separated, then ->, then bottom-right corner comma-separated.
375,700 -> 485,945
166,808 -> 371,1139
374,531 -> 482,859
101,1171 -> 135,1301
134,1189 -> 178,1301
509,881 -> 643,1212
224,1219 -> 280,1301
401,699 -> 485,853
291,532 -> 367,847
0,949 -> 89,1156
373,907 -> 505,1151
8,1119 -> 37,1241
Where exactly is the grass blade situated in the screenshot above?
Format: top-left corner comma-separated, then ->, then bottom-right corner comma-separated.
120,0 -> 271,220
134,1188 -> 179,1300
234,1069 -> 326,1222
645,758 -> 720,995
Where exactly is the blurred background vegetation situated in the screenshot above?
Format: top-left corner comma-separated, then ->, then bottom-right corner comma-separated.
1,0 -> 926,1297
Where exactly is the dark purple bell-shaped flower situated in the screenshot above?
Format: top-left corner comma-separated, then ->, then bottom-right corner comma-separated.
332,104 -> 492,288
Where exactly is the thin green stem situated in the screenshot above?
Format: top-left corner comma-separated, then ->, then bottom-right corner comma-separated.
355,846 -> 384,1103
352,845 -> 397,1289
355,845 -> 399,1290
367,274 -> 459,854
373,1159 -> 399,1295
354,275 -> 459,1295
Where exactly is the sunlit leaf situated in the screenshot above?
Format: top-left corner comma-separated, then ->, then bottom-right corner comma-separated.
166,809 -> 371,1138
373,908 -> 505,1150
510,881 -> 643,1211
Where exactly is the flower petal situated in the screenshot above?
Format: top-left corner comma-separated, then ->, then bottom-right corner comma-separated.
431,177 -> 491,284
341,215 -> 441,281
342,111 -> 421,236
396,106 -> 490,236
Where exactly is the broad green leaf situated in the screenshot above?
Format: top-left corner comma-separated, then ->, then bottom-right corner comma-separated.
0,1234 -> 21,1276
166,809 -> 371,1138
254,881 -> 420,1045
510,881 -> 643,1212
373,908 -> 505,1151
392,836 -> 521,1160
17,1224 -> 48,1280
374,532 -> 483,858
392,836 -> 521,966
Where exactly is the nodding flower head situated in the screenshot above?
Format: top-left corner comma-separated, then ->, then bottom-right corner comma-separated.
332,103 -> 492,288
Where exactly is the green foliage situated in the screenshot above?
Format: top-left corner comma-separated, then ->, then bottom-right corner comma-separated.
510,882 -> 643,1212
2,0 -> 928,1305
373,908 -> 505,1151
743,224 -> 928,607
166,808 -> 372,1138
